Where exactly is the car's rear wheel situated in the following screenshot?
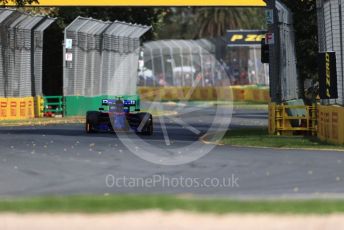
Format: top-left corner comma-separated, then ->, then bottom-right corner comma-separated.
144,120 -> 153,135
137,113 -> 153,136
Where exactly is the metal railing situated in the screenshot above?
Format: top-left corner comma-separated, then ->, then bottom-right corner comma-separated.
269,103 -> 317,135
43,96 -> 64,116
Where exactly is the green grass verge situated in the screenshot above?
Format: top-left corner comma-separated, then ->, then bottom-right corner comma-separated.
1,195 -> 344,214
232,101 -> 268,110
220,128 -> 344,150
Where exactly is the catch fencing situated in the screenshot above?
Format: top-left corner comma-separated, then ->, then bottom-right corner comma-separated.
316,0 -> 344,105
0,8 -> 56,97
141,39 -> 269,87
63,17 -> 151,97
268,2 -> 299,102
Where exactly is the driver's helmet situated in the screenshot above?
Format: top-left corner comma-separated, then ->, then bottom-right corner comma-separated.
114,99 -> 124,113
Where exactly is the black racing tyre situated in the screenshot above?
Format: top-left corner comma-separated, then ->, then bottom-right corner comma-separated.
86,111 -> 100,133
85,121 -> 95,133
137,112 -> 153,136
144,119 -> 153,136
86,111 -> 100,123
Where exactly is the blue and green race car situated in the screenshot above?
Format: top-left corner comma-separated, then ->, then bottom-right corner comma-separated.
85,98 -> 153,135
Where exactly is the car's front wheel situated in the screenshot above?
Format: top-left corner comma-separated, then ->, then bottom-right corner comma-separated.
86,111 -> 100,133
85,121 -> 95,133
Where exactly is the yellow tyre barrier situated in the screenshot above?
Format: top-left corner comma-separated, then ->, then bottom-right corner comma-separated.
0,98 -> 8,120
0,97 -> 35,121
9,98 -> 20,120
231,87 -> 245,101
27,98 -> 34,118
137,86 -> 270,103
243,88 -> 254,101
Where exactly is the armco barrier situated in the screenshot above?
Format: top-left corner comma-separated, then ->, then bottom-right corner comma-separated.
0,97 -> 35,120
43,96 -> 64,115
138,86 -> 269,102
318,105 -> 344,145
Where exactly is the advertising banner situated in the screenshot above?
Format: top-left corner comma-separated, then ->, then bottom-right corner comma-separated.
318,52 -> 338,99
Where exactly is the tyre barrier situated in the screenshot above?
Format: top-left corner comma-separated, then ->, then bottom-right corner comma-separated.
138,86 -> 270,102
0,97 -> 35,120
318,105 -> 344,145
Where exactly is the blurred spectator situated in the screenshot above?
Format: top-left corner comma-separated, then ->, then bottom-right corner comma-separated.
239,69 -> 249,85
158,73 -> 167,86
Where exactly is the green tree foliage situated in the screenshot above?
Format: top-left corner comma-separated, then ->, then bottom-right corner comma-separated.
156,8 -> 196,39
157,7 -> 265,39
194,7 -> 265,38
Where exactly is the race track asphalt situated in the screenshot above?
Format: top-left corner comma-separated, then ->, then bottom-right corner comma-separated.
0,102 -> 344,198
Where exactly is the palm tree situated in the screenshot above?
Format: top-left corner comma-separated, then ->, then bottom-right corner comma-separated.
195,7 -> 265,38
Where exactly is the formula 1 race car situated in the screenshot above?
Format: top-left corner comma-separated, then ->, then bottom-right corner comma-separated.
85,98 -> 153,135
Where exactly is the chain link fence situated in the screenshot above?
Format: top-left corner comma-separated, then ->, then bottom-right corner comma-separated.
317,0 -> 344,105
0,8 -> 56,97
63,17 -> 150,97
140,38 -> 269,87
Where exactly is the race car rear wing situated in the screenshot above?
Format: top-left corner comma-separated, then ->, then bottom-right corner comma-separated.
101,99 -> 139,113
